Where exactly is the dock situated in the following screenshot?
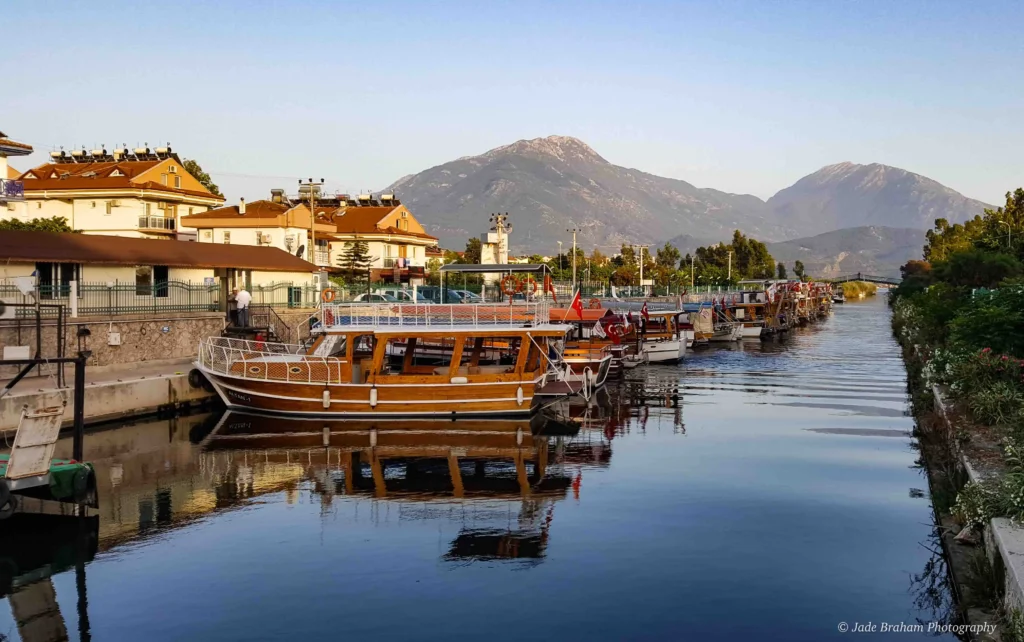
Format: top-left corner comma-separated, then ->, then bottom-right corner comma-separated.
0,358 -> 215,434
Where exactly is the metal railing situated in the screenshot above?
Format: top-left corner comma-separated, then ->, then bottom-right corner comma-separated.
0,179 -> 24,201
318,302 -> 551,328
138,215 -> 176,230
0,280 -> 322,317
198,336 -> 345,384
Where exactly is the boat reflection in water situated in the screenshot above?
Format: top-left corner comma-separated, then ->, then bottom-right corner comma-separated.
199,410 -> 589,563
0,514 -> 98,642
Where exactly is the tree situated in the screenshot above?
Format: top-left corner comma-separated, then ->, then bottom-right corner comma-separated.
655,243 -> 681,269
793,260 -> 806,281
777,262 -> 787,279
426,258 -> 443,285
337,241 -> 374,280
933,248 -> 1021,288
182,159 -> 222,197
464,237 -> 482,264
0,216 -> 76,233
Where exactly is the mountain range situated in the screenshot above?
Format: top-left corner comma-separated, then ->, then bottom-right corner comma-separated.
386,135 -> 992,255
766,226 -> 926,278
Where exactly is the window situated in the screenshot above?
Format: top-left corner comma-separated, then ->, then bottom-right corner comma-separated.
145,203 -> 152,216
36,202 -> 42,209
36,262 -> 80,299
154,265 -> 169,298
385,245 -> 394,257
105,201 -> 113,215
161,173 -> 167,185
399,219 -> 408,231
136,266 -> 153,296
223,231 -> 231,244
202,230 -> 213,241
174,176 -> 181,188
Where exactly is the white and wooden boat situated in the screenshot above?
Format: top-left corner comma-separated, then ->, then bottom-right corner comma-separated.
195,302 -> 573,418
637,311 -> 686,363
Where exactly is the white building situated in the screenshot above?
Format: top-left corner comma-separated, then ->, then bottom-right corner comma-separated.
4,146 -> 224,240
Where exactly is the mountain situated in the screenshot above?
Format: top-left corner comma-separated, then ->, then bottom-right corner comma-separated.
387,136 -> 787,253
766,162 -> 991,237
766,226 -> 926,278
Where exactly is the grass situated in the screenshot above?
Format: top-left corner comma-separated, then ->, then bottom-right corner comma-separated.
842,281 -> 878,298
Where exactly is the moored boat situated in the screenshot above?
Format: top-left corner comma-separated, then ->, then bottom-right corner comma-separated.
195,302 -> 573,417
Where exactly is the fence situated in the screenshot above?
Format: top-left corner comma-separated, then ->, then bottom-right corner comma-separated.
0,280 -> 322,318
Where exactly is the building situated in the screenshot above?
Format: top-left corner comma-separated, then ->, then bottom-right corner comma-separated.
479,212 -> 512,283
0,131 -> 33,207
328,194 -> 437,285
178,191 -> 336,271
180,191 -> 438,285
0,230 -> 317,296
4,146 -> 224,241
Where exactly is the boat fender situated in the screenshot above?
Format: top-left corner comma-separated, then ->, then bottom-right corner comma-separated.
516,386 -> 524,406
450,376 -> 469,384
516,427 -> 524,446
369,387 -> 378,408
370,428 -> 378,447
322,389 -> 331,409
322,426 -> 330,447
188,368 -> 206,389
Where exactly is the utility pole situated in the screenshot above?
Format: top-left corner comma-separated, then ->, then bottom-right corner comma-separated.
727,251 -> 733,283
557,241 -> 563,272
634,244 -> 650,294
690,255 -> 695,289
567,227 -> 580,289
299,178 -> 325,272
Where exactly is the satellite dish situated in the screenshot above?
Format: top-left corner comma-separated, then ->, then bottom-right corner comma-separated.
296,245 -> 305,258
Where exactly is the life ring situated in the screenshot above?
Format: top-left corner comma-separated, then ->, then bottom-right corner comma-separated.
522,277 -> 538,295
501,275 -> 519,296
589,298 -> 601,309
321,288 -> 336,303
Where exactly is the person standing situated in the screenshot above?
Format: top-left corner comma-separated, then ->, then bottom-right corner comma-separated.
229,288 -> 239,326
236,286 -> 252,327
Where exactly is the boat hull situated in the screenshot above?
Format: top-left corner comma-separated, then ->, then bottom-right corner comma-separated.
642,339 -> 685,363
199,364 -> 541,417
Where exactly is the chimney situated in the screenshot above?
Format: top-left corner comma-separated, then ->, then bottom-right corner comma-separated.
239,198 -> 246,215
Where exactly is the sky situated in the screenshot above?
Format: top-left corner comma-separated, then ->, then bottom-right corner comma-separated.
3,0 -> 1022,205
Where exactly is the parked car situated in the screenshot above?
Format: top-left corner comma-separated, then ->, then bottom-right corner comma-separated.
350,293 -> 399,302
453,290 -> 483,303
416,286 -> 464,304
376,288 -> 430,303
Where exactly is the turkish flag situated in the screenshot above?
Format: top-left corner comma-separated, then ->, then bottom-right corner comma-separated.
569,289 -> 583,319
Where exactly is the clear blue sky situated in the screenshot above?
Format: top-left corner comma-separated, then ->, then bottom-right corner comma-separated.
4,0 -> 1021,205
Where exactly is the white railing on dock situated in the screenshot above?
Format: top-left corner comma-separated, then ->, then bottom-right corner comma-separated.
198,337 -> 345,384
318,302 -> 551,328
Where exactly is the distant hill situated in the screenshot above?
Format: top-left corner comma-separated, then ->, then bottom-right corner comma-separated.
766,226 -> 926,278
766,162 -> 991,237
386,136 -> 992,255
387,136 -> 786,253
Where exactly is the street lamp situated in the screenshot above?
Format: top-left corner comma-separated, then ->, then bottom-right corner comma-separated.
557,241 -> 563,272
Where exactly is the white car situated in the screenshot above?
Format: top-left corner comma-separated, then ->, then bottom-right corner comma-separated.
454,290 -> 483,303
350,293 -> 399,302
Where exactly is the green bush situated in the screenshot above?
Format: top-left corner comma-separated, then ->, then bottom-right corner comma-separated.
950,288 -> 1024,356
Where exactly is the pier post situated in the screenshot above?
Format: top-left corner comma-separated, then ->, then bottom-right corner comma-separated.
73,354 -> 86,462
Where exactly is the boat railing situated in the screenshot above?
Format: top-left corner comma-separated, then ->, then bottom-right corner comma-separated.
317,302 -> 551,329
197,336 -> 345,384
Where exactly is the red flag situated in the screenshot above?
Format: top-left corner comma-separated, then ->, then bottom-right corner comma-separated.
627,310 -> 635,325
544,274 -> 557,304
569,289 -> 583,318
641,301 -> 650,322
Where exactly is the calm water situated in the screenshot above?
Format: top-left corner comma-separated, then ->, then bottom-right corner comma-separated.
0,297 -> 957,641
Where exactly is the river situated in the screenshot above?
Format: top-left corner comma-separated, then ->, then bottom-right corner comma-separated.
0,297 -> 957,641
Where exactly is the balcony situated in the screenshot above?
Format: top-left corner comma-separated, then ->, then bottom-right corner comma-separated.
138,216 -> 176,232
314,251 -> 330,266
0,179 -> 24,202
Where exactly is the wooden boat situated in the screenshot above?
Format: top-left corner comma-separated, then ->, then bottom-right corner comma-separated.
636,311 -> 686,363
549,307 -> 637,378
195,302 -> 573,418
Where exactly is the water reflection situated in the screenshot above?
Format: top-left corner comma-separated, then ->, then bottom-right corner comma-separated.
0,299 -> 962,641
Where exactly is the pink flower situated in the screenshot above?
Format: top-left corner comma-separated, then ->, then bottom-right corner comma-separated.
983,347 -> 993,353
1003,356 -> 1010,362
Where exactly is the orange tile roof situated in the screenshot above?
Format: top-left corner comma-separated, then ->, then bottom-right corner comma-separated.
0,138 -> 33,152
6,166 -> 19,179
0,230 -> 315,272
182,199 -> 291,220
18,160 -> 221,200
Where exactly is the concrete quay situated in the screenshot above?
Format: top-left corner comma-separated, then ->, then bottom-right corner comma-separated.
0,357 -> 215,433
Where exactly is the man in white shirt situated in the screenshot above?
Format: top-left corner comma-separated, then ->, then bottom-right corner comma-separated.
235,287 -> 252,327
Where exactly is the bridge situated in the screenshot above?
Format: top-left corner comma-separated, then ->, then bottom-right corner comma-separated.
828,273 -> 901,285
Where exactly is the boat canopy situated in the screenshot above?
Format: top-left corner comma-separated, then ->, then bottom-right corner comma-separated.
440,263 -> 552,275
